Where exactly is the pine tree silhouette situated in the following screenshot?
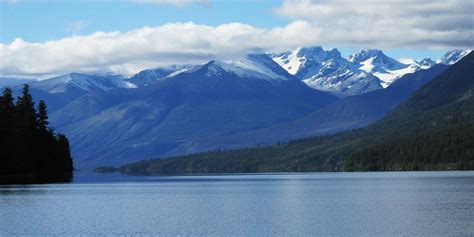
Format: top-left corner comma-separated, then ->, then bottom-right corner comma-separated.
0,84 -> 74,184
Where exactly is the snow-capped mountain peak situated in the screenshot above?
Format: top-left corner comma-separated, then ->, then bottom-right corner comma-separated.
348,49 -> 384,63
272,46 -> 343,77
183,56 -> 292,83
276,47 -> 439,92
272,47 -> 306,75
272,46 -> 382,96
350,49 -> 407,71
297,46 -> 342,62
437,49 -> 472,65
230,54 -> 294,81
349,49 -> 416,88
417,58 -> 436,69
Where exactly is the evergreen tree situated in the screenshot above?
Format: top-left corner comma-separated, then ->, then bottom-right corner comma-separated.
0,88 -> 16,174
0,84 -> 74,184
0,87 -> 15,127
56,134 -> 74,176
37,100 -> 50,132
15,84 -> 37,131
13,84 -> 37,173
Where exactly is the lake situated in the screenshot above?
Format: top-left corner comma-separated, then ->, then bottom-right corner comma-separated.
1,172 -> 473,236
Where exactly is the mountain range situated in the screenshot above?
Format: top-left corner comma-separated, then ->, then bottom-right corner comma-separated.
1,48 -> 471,169
29,55 -> 337,168
271,47 -> 450,96
114,51 -> 474,175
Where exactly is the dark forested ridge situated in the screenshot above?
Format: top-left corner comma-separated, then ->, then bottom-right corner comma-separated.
345,125 -> 474,171
0,85 -> 73,184
99,52 -> 474,175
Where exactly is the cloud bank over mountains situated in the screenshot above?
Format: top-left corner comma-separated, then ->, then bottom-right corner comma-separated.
275,0 -> 473,48
0,22 -> 320,78
0,0 -> 472,78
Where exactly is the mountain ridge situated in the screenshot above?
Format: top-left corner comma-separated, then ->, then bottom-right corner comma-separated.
42,57 -> 337,168
112,52 -> 474,175
1,48 -> 471,169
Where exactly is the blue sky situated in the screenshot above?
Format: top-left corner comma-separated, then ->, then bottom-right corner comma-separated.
1,1 -> 287,43
1,0 -> 472,77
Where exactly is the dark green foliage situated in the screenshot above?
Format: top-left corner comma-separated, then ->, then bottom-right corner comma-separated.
113,52 -> 474,176
345,125 -> 474,171
37,100 -> 49,131
0,84 -> 74,184
115,131 -> 360,175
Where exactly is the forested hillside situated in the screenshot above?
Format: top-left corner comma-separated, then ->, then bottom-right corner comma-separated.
0,85 -> 74,184
344,50 -> 474,170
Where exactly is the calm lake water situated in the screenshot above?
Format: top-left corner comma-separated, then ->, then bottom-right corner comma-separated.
1,172 -> 473,236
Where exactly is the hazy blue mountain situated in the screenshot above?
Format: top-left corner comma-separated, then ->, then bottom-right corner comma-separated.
175,64 -> 449,152
15,48 -> 467,169
272,46 -> 382,97
12,73 -> 134,113
0,77 -> 35,88
114,52 -> 474,175
31,73 -> 134,93
44,57 -> 336,168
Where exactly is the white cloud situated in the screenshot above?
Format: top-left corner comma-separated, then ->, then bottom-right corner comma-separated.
274,0 -> 473,49
1,0 -> 472,78
0,21 -> 320,78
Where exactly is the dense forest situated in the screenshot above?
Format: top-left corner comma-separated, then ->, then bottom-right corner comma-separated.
345,124 -> 474,171
98,52 -> 474,176
0,85 -> 73,184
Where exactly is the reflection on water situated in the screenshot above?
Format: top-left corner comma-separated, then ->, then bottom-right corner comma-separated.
1,171 -> 473,236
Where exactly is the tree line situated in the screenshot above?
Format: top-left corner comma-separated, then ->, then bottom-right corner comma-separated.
0,85 -> 73,184
344,124 -> 474,171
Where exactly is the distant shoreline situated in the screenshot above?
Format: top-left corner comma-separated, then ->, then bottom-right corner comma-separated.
95,166 -> 472,177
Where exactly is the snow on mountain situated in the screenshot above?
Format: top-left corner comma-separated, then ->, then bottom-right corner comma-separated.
400,58 -> 436,70
398,58 -> 418,65
195,60 -> 281,82
417,58 -> 436,69
302,57 -> 382,97
47,57 -> 337,168
272,46 -> 382,96
273,47 -> 442,93
126,65 -> 193,87
272,47 -> 306,75
349,49 -> 424,88
127,54 -> 293,88
230,54 -> 294,81
273,46 -> 342,79
437,49 -> 472,65
167,54 -> 296,84
372,66 -> 419,88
